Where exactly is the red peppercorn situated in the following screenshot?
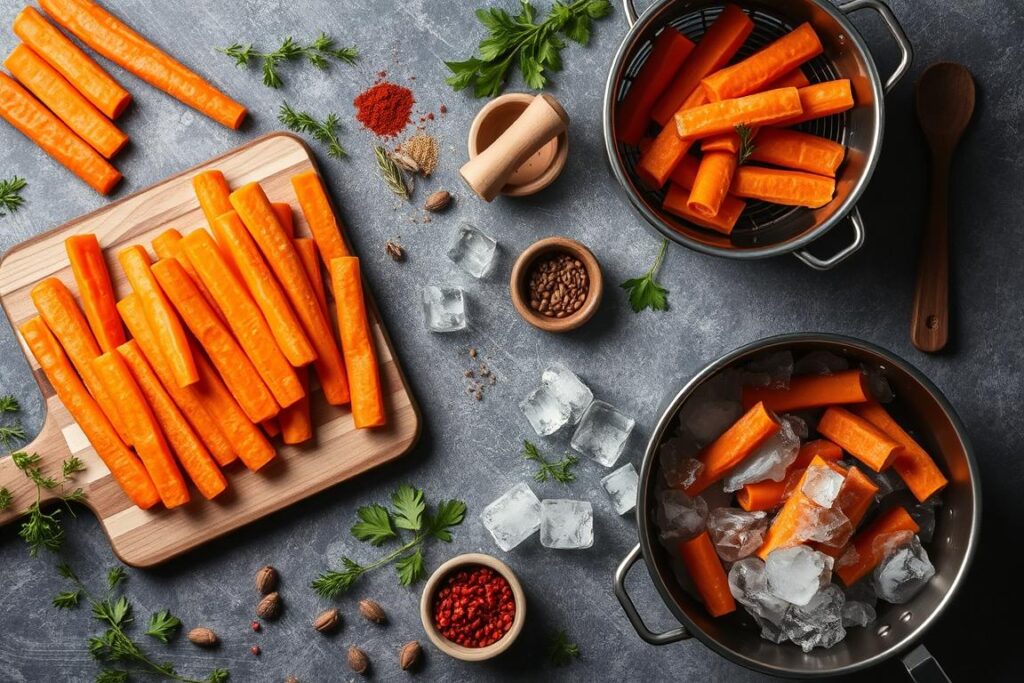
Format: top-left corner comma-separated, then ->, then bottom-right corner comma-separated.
251,620 -> 261,632
251,645 -> 261,656
430,564 -> 516,648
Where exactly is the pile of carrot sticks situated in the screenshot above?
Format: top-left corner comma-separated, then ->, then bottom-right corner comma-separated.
21,168 -> 385,509
0,0 -> 246,195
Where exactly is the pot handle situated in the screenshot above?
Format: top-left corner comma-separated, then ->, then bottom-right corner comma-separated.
621,0 -> 639,27
794,206 -> 866,270
902,644 -> 952,683
838,0 -> 913,93
614,543 -> 691,645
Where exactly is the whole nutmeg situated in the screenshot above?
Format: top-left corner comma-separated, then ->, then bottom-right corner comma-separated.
255,565 -> 279,594
424,190 -> 452,213
312,607 -> 341,633
347,645 -> 370,675
256,591 -> 282,620
187,627 -> 219,647
399,640 -> 422,671
358,599 -> 387,624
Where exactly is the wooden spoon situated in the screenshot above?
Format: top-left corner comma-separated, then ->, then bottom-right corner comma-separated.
910,62 -> 976,353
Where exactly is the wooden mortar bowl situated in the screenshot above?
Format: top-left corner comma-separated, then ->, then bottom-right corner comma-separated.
510,236 -> 603,333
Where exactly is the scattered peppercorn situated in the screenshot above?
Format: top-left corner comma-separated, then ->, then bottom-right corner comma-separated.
251,645 -> 261,656
251,620 -> 261,632
527,252 -> 589,318
431,564 -> 515,648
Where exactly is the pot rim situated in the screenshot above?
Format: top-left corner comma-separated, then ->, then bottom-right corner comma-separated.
635,332 -> 981,677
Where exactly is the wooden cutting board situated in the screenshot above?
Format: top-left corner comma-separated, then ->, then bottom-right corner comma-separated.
0,133 -> 420,567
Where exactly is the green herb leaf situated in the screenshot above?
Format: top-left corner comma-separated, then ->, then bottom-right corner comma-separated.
546,629 -> 581,666
278,103 -> 347,159
96,670 -> 129,683
145,610 -> 182,643
735,124 -> 756,165
0,176 -> 27,217
0,394 -> 21,413
63,456 -> 86,478
93,596 -> 133,629
425,499 -> 468,542
0,487 -> 11,511
621,239 -> 669,313
107,566 -> 127,591
310,557 -> 364,598
218,34 -> 357,88
390,484 -> 425,532
350,503 -> 396,546
205,668 -> 231,683
522,440 -> 578,483
53,589 -> 83,609
395,548 -> 425,586
18,502 -> 63,556
57,562 -> 78,581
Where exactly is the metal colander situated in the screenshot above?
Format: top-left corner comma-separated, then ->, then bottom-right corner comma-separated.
603,0 -> 912,268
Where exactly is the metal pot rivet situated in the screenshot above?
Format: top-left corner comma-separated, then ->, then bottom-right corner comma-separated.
877,625 -> 891,637
899,611 -> 913,623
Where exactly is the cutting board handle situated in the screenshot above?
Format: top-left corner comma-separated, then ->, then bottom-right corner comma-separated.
0,405 -> 72,527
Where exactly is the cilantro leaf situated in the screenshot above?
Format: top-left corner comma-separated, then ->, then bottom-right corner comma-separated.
621,239 -> 670,313
390,484 -> 425,532
145,610 -> 182,643
395,549 -> 425,586
350,503 -> 396,546
426,499 -> 468,542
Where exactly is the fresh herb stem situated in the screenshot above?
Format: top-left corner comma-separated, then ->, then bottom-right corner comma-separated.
522,440 -> 578,483
547,629 -> 581,666
278,103 -> 346,159
218,33 -> 357,88
620,239 -> 670,313
735,124 -> 756,165
0,176 -> 27,217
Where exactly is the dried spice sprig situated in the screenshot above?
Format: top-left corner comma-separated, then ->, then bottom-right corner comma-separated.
373,146 -> 411,200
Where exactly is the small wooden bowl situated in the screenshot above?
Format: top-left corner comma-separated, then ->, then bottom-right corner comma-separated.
419,553 -> 527,662
510,237 -> 603,333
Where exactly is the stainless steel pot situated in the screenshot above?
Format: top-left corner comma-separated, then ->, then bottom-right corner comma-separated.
603,0 -> 913,269
613,334 -> 980,678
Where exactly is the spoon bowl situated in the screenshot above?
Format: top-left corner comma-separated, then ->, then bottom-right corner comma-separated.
915,62 -> 976,144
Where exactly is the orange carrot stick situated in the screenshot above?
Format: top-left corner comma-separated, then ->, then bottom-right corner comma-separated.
192,169 -> 232,226
5,44 -> 127,159
230,183 -> 350,405
12,7 -> 130,119
118,245 -> 197,387
30,277 -> 132,444
683,402 -> 779,495
668,154 -> 702,188
150,255 -> 279,423
616,28 -> 695,145
688,150 -> 737,217
698,69 -> 810,154
261,418 -> 280,438
835,506 -> 919,585
636,89 -> 705,189
291,170 -> 351,265
663,183 -> 745,235
818,466 -> 880,558
650,4 -> 754,126
766,68 -> 811,90
278,370 -> 312,445
675,87 -> 804,139
850,401 -> 948,502
731,166 -> 835,208
678,531 -> 736,617
118,340 -> 226,500
150,228 -> 225,322
331,257 -> 386,428
92,351 -> 189,508
756,454 -> 837,559
39,0 -> 246,129
19,316 -> 158,509
774,80 -> 854,126
0,73 -> 120,194
272,202 -> 294,238
817,406 -> 902,473
742,369 -> 869,412
177,231 -> 304,409
701,23 -> 823,101
295,238 -> 327,315
747,128 -> 845,177
737,439 -> 843,511
65,234 -> 124,352
117,295 -> 236,467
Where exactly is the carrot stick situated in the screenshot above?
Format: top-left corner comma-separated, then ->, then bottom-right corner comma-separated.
192,170 -> 232,226
19,316 -> 158,509
278,370 -> 312,445
230,183 -> 350,405
687,151 -> 737,217
767,68 -> 811,90
92,351 -> 189,508
817,407 -> 902,472
668,154 -> 702,188
291,170 -> 351,265
747,128 -> 845,177
636,89 -> 704,188
117,340 -> 226,500
683,402 -> 779,495
5,44 -> 127,159
818,466 -> 880,558
65,234 -> 124,352
118,245 -> 197,387
272,202 -> 294,238
850,401 -> 949,502
0,73 -> 120,194
701,23 -> 823,101
698,69 -> 811,154
331,257 -> 386,428
117,295 -> 236,467
261,418 -> 280,438
150,255 -> 279,423
756,454 -> 837,559
737,439 -> 843,511
177,231 -> 304,409
678,530 -> 736,617
731,166 -> 835,208
742,369 -> 869,412
30,277 -> 132,444
295,238 -> 327,315
12,7 -> 130,119
663,183 -> 745,235
616,28 -> 695,145
774,80 -> 854,126
150,228 -> 225,322
835,506 -> 919,585
675,87 -> 804,139
39,0 -> 246,129
650,4 -> 754,125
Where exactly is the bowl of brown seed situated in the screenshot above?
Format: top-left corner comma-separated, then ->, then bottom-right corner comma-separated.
510,236 -> 603,333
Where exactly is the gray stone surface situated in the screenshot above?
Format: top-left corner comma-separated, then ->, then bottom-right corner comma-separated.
0,0 -> 1017,680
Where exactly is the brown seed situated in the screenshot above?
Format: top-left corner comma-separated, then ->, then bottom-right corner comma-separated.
390,150 -> 420,174
187,627 -> 219,647
313,607 -> 341,633
399,640 -> 423,670
255,565 -> 278,594
285,677 -> 300,683
385,240 -> 406,262
347,646 -> 370,674
257,591 -> 282,620
358,599 -> 387,624
424,190 -> 452,212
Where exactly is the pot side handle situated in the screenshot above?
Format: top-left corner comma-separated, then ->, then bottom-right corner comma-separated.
902,644 -> 952,683
794,206 -> 866,270
614,543 -> 691,645
621,0 -> 640,27
839,0 -> 913,93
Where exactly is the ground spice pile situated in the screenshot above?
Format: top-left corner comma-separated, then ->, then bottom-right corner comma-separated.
400,133 -> 439,176
432,564 -> 515,648
527,253 -> 589,318
354,81 -> 414,137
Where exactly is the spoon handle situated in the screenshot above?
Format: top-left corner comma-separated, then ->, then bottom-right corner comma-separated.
910,152 -> 951,352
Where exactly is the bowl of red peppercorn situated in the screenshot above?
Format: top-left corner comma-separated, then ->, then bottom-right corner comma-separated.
420,553 -> 526,662
510,236 -> 603,333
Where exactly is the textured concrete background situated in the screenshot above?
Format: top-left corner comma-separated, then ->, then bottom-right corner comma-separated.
0,0 -> 1019,681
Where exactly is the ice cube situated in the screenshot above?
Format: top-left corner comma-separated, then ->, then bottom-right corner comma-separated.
539,499 -> 593,549
844,580 -> 877,607
570,400 -> 635,467
865,468 -> 906,501
794,351 -> 850,376
872,534 -> 935,604
680,399 -> 742,446
656,489 -> 708,547
422,286 -> 467,332
783,414 -> 810,439
766,546 -> 834,606
519,385 -> 570,436
728,558 -> 791,636
707,508 -> 769,562
722,418 -> 800,492
909,497 -> 941,543
841,600 -> 877,628
658,436 -> 703,489
541,363 -> 593,424
782,584 -> 847,652
861,364 -> 895,403
480,483 -> 541,551
601,463 -> 639,515
801,462 -> 845,508
743,350 -> 794,389
446,223 -> 497,278
792,498 -> 853,548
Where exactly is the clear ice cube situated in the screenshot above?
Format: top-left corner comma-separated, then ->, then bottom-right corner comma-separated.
766,545 -> 834,606
782,584 -> 847,652
422,286 -> 467,332
707,508 -> 769,562
794,351 -> 850,376
841,600 -> 877,628
680,400 -> 742,446
446,223 -> 496,278
743,351 -> 794,389
872,534 -> 935,604
844,580 -> 877,607
539,499 -> 594,549
801,462 -> 845,508
792,498 -> 853,548
570,400 -> 635,467
480,483 -> 541,551
600,463 -> 639,515
519,385 -> 570,436
658,436 -> 703,489
722,418 -> 800,492
656,489 -> 708,548
866,467 -> 906,501
728,558 -> 790,636
541,363 -> 593,424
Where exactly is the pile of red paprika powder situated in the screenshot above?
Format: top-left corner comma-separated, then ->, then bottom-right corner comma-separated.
431,564 -> 515,648
353,79 -> 415,138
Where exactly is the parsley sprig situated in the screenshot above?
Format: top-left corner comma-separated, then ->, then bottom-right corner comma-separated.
0,176 -> 27,217
522,440 -> 578,483
621,238 -> 670,313
278,103 -> 346,159
735,124 -> 756,165
311,485 -> 467,597
218,33 -> 357,88
446,0 -> 612,98
547,629 -> 581,666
